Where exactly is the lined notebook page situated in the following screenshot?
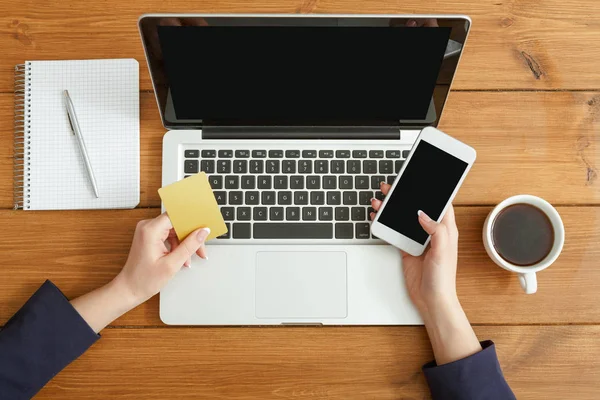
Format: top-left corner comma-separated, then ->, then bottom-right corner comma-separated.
27,59 -> 139,210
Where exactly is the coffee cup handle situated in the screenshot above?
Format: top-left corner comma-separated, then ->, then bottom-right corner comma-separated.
518,272 -> 537,294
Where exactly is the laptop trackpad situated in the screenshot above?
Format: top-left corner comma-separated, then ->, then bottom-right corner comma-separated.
255,251 -> 347,319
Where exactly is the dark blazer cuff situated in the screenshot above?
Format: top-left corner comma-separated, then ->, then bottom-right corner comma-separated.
0,280 -> 99,399
422,340 -> 516,400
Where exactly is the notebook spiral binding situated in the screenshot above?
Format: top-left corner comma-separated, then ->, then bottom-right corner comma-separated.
14,63 -> 31,210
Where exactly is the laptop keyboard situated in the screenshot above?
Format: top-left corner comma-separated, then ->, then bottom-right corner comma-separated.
182,147 -> 410,240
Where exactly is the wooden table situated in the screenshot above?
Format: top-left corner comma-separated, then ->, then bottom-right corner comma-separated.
2,1 -> 600,398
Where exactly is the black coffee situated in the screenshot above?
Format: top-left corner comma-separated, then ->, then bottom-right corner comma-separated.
492,203 -> 554,266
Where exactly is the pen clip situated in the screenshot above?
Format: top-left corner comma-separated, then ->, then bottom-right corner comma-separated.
65,111 -> 76,135
63,90 -> 76,135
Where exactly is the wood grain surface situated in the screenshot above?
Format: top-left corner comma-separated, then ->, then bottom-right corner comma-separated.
35,326 -> 600,400
2,91 -> 599,209
3,0 -> 600,91
3,0 -> 600,398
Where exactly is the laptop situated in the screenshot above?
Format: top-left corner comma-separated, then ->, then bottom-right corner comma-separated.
139,14 -> 471,325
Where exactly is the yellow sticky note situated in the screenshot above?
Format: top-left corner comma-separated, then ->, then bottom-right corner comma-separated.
158,172 -> 228,241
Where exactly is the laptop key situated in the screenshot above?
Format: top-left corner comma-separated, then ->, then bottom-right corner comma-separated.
270,207 -> 284,221
352,150 -> 367,158
184,150 -> 199,158
253,207 -> 268,221
218,150 -> 233,158
336,150 -> 351,158
327,191 -> 341,205
331,160 -> 345,174
379,160 -> 393,174
237,207 -> 251,221
241,175 -> 255,189
339,176 -> 352,189
355,223 -> 370,239
233,223 -> 251,239
319,207 -> 333,221
395,160 -> 404,173
402,150 -> 410,159
359,191 -> 373,205
214,191 -> 227,205
294,191 -> 309,205
254,223 -> 333,239
282,160 -> 296,174
303,207 -> 317,221
290,176 -> 304,189
285,150 -> 300,158
387,175 -> 396,185
307,176 -> 320,189
258,175 -> 272,189
184,160 -> 199,174
319,150 -> 333,158
375,191 -> 385,201
343,192 -> 357,205
369,150 -> 384,158
217,160 -> 231,173
335,223 -> 354,239
201,150 -> 216,158
323,176 -> 336,189
363,160 -> 377,174
250,160 -> 264,173
209,175 -> 222,189
371,176 -> 385,189
311,191 -> 325,205
217,223 -> 231,239
266,160 -> 280,174
233,160 -> 247,173
220,207 -> 234,221
352,207 -> 366,221
386,150 -> 401,158
355,176 -> 369,189
286,207 -> 300,221
252,150 -> 267,158
225,175 -> 239,189
302,150 -> 317,158
278,191 -> 292,205
269,150 -> 283,158
245,191 -> 259,205
235,150 -> 250,158
298,160 -> 312,174
200,160 -> 215,174
274,175 -> 288,189
261,191 -> 276,205
229,191 -> 243,205
315,160 -> 328,174
335,207 -> 350,221
347,160 -> 361,174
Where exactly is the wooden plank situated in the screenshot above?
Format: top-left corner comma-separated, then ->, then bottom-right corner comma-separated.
2,91 -> 599,209
33,325 -> 600,399
0,206 -> 598,326
3,1 -> 600,91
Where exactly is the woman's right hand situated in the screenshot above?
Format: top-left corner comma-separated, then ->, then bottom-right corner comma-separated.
370,182 -> 460,315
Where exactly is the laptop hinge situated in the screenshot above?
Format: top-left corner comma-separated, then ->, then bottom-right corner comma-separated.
201,126 -> 401,140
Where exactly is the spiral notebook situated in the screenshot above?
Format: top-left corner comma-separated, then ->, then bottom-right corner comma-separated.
14,59 -> 140,210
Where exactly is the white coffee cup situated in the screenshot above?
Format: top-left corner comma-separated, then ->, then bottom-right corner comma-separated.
482,195 -> 565,294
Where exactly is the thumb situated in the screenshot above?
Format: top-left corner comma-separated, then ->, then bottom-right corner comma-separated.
418,210 -> 447,249
163,228 -> 210,269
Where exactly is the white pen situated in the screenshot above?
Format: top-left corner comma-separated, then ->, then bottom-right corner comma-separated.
63,90 -> 100,198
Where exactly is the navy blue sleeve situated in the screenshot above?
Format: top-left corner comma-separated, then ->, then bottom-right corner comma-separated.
0,280 -> 99,400
423,340 -> 516,400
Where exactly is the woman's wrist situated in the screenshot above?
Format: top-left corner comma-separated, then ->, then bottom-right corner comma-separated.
108,272 -> 145,313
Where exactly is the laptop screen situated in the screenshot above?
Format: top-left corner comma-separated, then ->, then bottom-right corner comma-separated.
140,16 -> 470,129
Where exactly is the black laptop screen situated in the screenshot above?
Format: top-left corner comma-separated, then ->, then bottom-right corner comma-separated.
140,17 -> 469,128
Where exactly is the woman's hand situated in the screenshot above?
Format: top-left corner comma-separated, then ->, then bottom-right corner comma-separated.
370,183 -> 481,365
71,214 -> 210,333
370,183 -> 459,314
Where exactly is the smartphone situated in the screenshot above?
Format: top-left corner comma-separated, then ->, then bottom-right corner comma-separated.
371,127 -> 476,256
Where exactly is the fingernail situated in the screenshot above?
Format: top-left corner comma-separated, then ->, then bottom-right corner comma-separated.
380,181 -> 386,186
197,228 -> 210,241
417,210 -> 432,222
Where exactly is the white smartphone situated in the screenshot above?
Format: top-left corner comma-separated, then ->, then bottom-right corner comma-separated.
371,127 -> 476,256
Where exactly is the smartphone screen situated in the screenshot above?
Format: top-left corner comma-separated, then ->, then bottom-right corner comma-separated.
378,140 -> 468,244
